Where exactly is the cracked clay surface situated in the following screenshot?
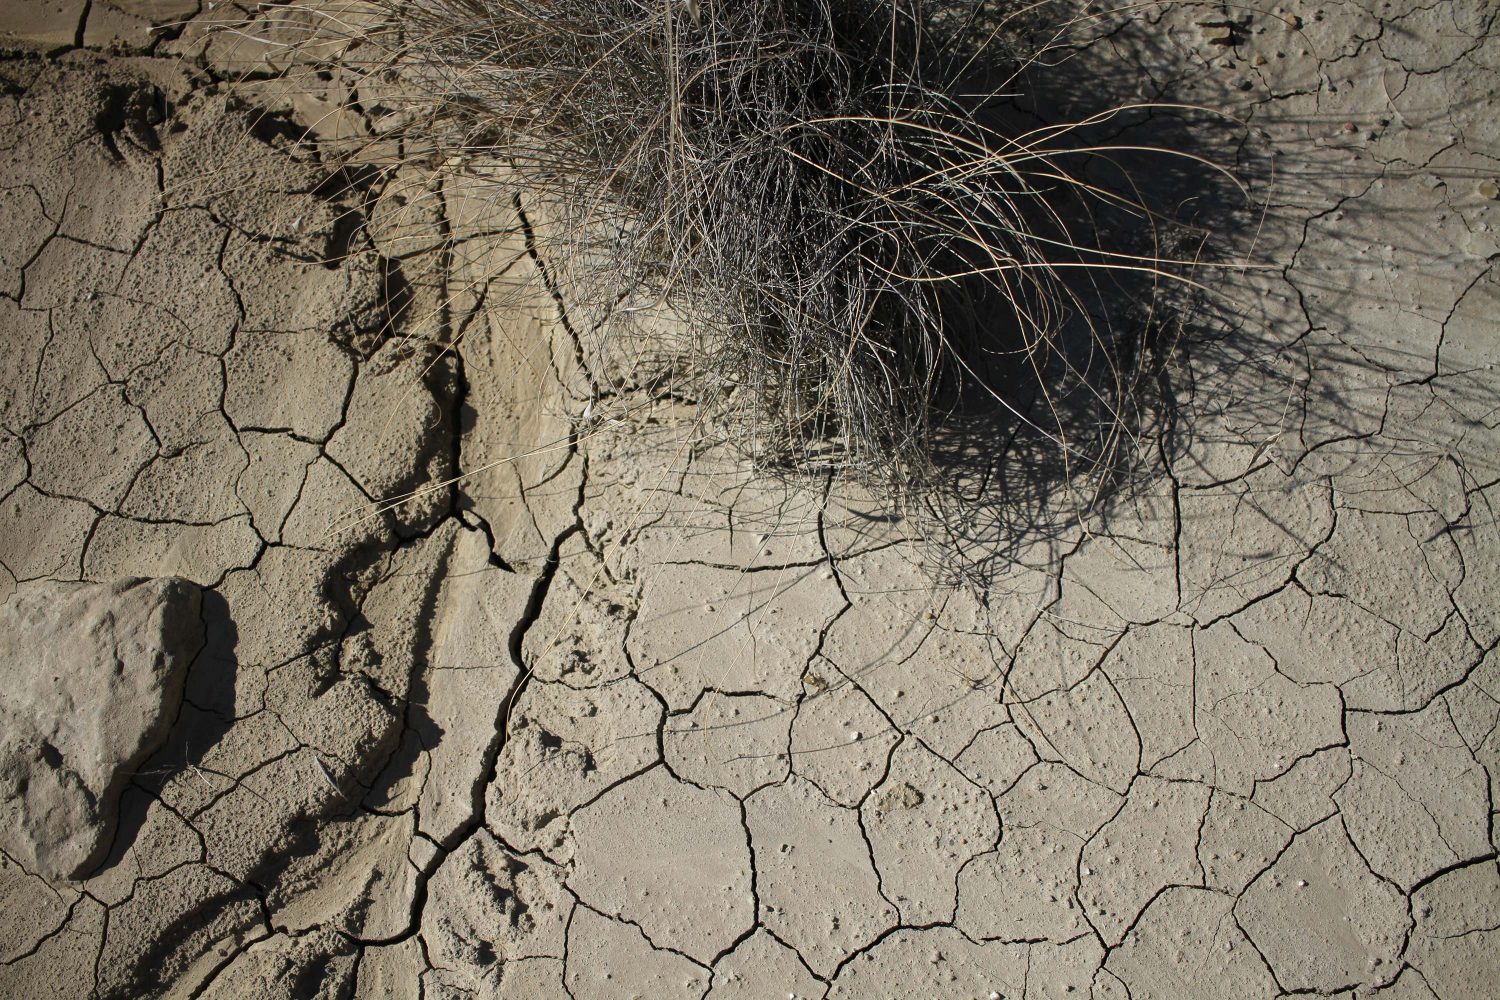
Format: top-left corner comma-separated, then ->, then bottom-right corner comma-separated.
1,1 -> 1498,998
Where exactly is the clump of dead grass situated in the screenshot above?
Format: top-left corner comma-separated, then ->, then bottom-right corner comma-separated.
202,0 -> 1260,574
340,0 -> 1215,486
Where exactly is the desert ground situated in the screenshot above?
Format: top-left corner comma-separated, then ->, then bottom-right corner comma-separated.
1,1 -> 1498,998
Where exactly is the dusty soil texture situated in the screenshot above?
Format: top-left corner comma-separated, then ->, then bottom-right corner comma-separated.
1,1 -> 1498,998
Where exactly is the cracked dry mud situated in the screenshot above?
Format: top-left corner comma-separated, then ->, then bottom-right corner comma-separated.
1,1 -> 1498,998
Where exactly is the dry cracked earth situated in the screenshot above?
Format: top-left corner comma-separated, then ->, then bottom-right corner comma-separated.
1,1 -> 1498,998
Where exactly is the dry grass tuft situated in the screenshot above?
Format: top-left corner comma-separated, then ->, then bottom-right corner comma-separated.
205,0 -> 1259,574
358,2 -> 1216,471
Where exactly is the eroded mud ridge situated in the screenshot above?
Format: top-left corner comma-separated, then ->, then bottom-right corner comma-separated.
1,2 -> 1498,998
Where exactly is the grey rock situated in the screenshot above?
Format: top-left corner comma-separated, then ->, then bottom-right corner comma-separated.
0,578 -> 203,880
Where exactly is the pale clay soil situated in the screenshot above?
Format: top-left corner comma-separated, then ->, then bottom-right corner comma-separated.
1,1 -> 1498,998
